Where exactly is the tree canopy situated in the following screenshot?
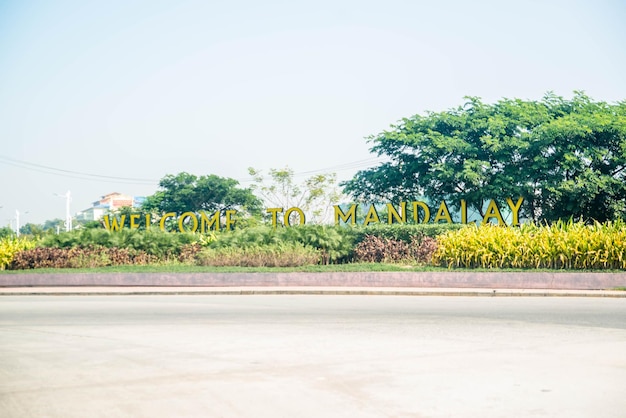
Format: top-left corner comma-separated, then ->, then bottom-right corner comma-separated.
342,92 -> 626,222
248,166 -> 342,224
143,172 -> 262,216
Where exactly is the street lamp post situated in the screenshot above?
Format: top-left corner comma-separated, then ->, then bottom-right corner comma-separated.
55,191 -> 72,232
14,210 -> 30,236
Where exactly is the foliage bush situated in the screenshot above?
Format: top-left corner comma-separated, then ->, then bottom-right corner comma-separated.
0,227 -> 16,239
177,243 -> 204,263
210,225 -> 357,264
208,224 -> 455,265
412,236 -> 439,263
195,242 -> 320,267
354,235 -> 409,262
7,220 -> 626,270
352,223 -> 463,243
0,236 -> 37,270
353,235 -> 438,264
350,224 -> 450,264
9,246 -> 157,269
433,220 -> 626,270
41,229 -> 205,258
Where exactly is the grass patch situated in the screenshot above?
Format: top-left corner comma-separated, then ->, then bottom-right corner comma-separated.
1,263 -> 623,275
0,263 -> 452,274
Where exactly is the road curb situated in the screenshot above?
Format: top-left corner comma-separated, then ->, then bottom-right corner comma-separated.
2,271 -> 626,290
1,287 -> 625,297
2,272 -> 626,297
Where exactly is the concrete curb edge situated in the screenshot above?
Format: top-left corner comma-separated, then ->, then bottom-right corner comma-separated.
2,287 -> 625,297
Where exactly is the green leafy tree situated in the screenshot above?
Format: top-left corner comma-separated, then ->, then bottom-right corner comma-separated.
42,219 -> 65,233
342,92 -> 626,222
19,223 -> 44,237
0,226 -> 14,239
248,167 -> 343,224
80,220 -> 106,229
143,172 -> 262,217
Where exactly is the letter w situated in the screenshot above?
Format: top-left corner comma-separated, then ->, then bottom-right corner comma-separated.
103,215 -> 126,231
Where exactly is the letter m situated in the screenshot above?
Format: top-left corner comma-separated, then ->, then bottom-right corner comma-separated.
334,204 -> 357,225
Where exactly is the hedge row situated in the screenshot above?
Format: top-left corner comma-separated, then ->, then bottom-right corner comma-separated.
4,222 -> 626,270
9,246 -> 157,269
41,228 -> 204,258
433,220 -> 626,269
196,243 -> 321,267
4,224 -> 445,269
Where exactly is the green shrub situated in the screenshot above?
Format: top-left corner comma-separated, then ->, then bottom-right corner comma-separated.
353,235 -> 438,264
348,224 -> 451,264
195,242 -> 320,267
9,246 -> 157,269
0,236 -> 37,270
41,229 -> 206,258
210,225 -> 357,264
177,243 -> 204,263
354,235 -> 410,262
278,225 -> 356,264
352,223 -> 463,243
433,220 -> 626,270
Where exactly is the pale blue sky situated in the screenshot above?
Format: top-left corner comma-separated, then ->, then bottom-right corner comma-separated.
1,0 -> 625,224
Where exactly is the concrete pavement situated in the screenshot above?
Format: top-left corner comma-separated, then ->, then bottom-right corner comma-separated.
2,295 -> 626,417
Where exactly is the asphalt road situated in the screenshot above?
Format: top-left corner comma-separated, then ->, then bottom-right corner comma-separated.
1,295 -> 625,417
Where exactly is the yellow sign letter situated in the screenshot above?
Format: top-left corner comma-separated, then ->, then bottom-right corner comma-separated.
434,201 -> 453,224
334,204 -> 357,225
412,201 -> 431,223
482,200 -> 505,225
506,197 -> 524,226
387,202 -> 406,224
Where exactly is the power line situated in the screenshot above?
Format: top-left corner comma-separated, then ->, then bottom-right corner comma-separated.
0,154 -> 386,185
294,157 -> 387,176
0,155 -> 158,185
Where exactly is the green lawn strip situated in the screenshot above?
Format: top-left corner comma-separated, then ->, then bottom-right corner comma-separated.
1,264 -> 623,275
0,263 -> 423,274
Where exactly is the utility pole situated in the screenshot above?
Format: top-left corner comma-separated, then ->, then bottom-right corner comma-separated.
15,210 -> 20,237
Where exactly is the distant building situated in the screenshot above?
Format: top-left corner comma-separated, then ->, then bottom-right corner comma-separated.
75,192 -> 145,222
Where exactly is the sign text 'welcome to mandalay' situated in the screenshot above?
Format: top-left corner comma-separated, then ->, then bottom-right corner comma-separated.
102,198 -> 524,233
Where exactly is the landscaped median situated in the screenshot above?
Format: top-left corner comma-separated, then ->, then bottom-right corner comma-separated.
1,221 -> 625,273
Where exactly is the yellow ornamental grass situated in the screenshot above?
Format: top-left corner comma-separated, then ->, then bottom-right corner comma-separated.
0,236 -> 38,270
433,220 -> 626,270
